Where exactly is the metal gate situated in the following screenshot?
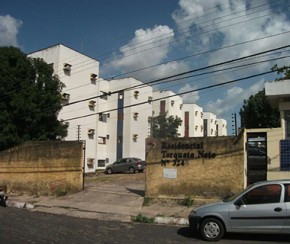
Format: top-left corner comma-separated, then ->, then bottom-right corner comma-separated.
246,132 -> 267,186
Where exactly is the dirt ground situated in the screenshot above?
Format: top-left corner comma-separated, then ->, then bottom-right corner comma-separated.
84,171 -> 146,187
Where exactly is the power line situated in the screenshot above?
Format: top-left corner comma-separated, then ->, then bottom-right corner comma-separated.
62,44 -> 290,108
64,69 -> 276,122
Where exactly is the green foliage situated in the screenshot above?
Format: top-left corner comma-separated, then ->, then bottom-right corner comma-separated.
152,112 -> 182,138
143,196 -> 152,206
239,89 -> 280,128
271,64 -> 290,80
132,213 -> 155,223
0,47 -> 68,150
178,195 -> 194,207
239,64 -> 290,129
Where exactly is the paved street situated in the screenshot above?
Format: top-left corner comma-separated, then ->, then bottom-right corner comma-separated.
1,207 -> 290,244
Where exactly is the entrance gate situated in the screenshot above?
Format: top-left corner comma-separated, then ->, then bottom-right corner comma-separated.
246,132 -> 267,186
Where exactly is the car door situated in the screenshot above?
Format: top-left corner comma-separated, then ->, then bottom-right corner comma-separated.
283,184 -> 290,233
229,184 -> 286,233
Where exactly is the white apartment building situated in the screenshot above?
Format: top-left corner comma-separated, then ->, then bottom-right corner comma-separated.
152,90 -> 184,136
29,44 -> 152,172
216,119 -> 227,136
203,112 -> 218,137
182,104 -> 204,137
28,44 -> 227,173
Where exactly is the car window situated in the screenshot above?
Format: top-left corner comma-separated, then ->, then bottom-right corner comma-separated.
242,184 -> 281,205
284,184 -> 290,202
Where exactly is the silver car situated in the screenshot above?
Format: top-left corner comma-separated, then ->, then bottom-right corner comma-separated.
105,157 -> 146,174
188,180 -> 290,241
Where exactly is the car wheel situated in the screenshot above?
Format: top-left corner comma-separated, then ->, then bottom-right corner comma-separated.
200,218 -> 225,242
106,168 -> 113,174
129,167 -> 135,174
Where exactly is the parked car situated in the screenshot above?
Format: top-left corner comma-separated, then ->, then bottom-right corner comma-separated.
188,180 -> 290,241
105,157 -> 146,174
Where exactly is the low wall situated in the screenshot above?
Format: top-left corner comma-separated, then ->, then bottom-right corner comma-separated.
0,141 -> 83,195
145,136 -> 244,200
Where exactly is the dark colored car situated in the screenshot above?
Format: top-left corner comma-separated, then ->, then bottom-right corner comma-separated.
105,157 -> 146,174
188,180 -> 290,241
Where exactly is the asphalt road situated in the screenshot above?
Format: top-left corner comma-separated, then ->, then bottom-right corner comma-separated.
1,207 -> 290,244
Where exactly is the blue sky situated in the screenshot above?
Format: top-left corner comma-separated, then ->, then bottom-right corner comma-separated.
1,0 -> 290,133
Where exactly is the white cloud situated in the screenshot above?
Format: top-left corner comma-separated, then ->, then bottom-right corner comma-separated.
204,79 -> 265,116
107,25 -> 189,81
178,83 -> 200,103
0,15 -> 22,47
172,0 -> 290,65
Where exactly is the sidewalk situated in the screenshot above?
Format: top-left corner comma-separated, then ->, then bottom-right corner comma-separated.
6,184 -> 194,226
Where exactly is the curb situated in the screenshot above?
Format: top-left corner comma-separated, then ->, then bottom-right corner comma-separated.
7,200 -> 189,226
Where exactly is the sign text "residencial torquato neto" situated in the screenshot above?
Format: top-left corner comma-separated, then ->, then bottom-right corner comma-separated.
161,142 -> 216,166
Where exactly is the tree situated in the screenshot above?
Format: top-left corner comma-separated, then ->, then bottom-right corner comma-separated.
152,112 -> 182,138
239,89 -> 280,128
239,64 -> 290,129
0,47 -> 68,150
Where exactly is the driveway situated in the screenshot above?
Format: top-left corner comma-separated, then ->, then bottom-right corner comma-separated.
85,172 -> 145,195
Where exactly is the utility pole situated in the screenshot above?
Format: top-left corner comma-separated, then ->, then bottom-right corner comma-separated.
77,125 -> 81,140
232,113 -> 237,136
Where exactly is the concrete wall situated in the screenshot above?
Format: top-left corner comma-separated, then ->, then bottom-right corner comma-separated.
0,141 -> 83,195
145,136 -> 244,200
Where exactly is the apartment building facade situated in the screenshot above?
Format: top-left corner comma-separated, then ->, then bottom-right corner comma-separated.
29,44 -> 227,173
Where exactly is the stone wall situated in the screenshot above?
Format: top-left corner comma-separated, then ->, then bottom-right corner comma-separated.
145,136 -> 244,200
0,141 -> 83,195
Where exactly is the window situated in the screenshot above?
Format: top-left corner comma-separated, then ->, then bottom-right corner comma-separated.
285,184 -> 290,202
285,111 -> 290,139
118,112 -> 123,121
241,184 -> 281,205
118,91 -> 124,99
100,91 -> 108,100
98,160 -> 105,167
117,136 -> 123,144
98,136 -> 106,144
99,113 -> 107,122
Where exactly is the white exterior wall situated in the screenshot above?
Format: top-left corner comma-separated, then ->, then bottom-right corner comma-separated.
216,119 -> 227,136
28,44 -> 101,172
109,78 -> 152,162
203,112 -> 217,137
183,104 -> 204,137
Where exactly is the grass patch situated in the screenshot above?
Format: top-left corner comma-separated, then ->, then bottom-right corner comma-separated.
178,195 -> 194,207
132,214 -> 155,223
54,188 -> 67,197
143,196 -> 152,206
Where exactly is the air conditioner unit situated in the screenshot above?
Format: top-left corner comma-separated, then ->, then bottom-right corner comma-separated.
134,91 -> 139,97
171,100 -> 175,106
148,96 -> 153,103
180,104 -> 183,109
133,134 -> 138,139
90,73 -> 98,80
87,129 -> 95,135
63,63 -> 72,71
61,93 -> 70,100
133,112 -> 139,118
87,158 -> 95,165
195,126 -> 198,131
88,100 -> 96,107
